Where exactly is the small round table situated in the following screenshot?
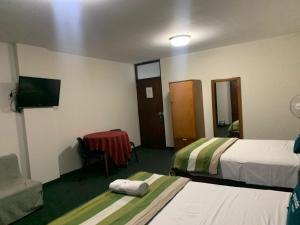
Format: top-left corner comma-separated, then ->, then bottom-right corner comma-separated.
84,131 -> 132,166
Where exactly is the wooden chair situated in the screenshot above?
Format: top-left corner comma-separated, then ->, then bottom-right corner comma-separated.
110,129 -> 138,162
77,137 -> 109,177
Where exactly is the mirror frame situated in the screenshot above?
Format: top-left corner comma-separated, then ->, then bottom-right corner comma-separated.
211,77 -> 244,138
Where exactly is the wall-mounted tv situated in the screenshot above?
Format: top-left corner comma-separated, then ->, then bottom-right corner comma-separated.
17,76 -> 61,109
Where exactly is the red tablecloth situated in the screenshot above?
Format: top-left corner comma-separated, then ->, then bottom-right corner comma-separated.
84,131 -> 132,166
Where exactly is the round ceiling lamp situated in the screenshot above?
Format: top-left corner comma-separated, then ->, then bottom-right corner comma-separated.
169,34 -> 191,47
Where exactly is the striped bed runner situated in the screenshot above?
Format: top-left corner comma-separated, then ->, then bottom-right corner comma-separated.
172,137 -> 238,175
48,172 -> 190,225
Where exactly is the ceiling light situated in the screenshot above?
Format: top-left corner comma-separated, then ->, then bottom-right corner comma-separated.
169,35 -> 191,47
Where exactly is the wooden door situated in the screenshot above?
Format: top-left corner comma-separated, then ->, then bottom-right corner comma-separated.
136,77 -> 166,148
169,81 -> 196,139
230,80 -> 239,122
169,80 -> 206,150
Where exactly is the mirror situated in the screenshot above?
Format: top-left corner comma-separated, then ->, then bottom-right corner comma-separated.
211,77 -> 243,138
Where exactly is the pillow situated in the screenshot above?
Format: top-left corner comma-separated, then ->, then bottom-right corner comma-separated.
227,120 -> 239,132
287,183 -> 300,225
294,135 -> 300,154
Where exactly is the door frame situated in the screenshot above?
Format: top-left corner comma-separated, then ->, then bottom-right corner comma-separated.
211,77 -> 244,138
134,59 -> 166,148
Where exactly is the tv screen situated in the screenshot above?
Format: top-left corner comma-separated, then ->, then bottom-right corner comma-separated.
17,76 -> 61,108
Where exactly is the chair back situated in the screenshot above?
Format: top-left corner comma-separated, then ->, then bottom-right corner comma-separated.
110,129 -> 122,131
77,137 -> 89,159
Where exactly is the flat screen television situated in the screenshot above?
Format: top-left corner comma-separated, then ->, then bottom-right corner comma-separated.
17,76 -> 61,109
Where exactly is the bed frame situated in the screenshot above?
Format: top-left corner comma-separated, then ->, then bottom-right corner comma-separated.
172,169 -> 293,192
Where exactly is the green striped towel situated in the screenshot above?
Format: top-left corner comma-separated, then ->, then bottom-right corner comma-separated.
172,137 -> 238,175
48,172 -> 190,225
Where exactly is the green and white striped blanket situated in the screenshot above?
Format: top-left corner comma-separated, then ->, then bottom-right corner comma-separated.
48,172 -> 189,225
172,137 -> 238,175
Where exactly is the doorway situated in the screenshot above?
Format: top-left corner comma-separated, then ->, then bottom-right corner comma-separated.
135,60 -> 166,148
211,77 -> 243,138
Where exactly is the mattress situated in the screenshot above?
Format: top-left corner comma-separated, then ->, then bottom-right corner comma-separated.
149,181 -> 290,225
220,139 -> 300,188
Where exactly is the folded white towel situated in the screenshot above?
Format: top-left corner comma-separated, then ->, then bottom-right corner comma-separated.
109,179 -> 149,197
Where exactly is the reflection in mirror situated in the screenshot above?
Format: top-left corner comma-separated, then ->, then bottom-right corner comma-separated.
212,77 -> 243,138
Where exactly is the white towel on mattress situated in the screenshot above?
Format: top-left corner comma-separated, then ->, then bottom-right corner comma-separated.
109,179 -> 149,197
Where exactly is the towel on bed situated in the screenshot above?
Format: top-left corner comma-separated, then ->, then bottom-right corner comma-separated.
172,137 -> 238,175
109,179 -> 149,196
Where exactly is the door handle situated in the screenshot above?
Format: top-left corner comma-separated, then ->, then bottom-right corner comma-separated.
158,112 -> 164,124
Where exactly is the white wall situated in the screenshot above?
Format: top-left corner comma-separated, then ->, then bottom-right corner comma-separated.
12,44 -> 139,183
0,43 -> 30,179
0,43 -> 20,157
161,33 -> 300,146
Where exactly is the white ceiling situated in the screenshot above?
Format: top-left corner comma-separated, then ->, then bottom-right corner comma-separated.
1,0 -> 300,63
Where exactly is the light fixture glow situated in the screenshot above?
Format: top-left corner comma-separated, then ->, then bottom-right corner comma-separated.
169,35 -> 191,47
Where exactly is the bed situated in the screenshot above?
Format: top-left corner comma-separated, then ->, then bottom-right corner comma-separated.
149,181 -> 290,225
171,138 -> 300,188
49,172 -> 293,225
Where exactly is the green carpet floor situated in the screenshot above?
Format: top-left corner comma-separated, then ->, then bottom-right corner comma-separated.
13,148 -> 174,225
216,125 -> 230,137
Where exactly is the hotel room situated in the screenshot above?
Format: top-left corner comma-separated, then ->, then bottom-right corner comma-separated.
1,0 -> 300,224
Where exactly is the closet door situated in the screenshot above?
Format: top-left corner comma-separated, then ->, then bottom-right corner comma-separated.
169,80 -> 205,150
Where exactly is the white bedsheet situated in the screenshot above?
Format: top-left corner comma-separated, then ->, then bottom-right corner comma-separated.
220,139 -> 300,188
149,182 -> 290,225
